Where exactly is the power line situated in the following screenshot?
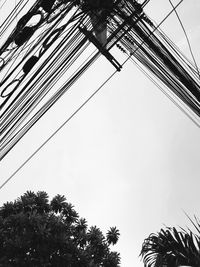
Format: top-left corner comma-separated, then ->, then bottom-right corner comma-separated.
0,0 -> 186,190
128,56 -> 200,128
0,66 -> 120,190
168,0 -> 200,79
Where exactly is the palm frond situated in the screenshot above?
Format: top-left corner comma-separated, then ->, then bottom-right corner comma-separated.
140,225 -> 200,267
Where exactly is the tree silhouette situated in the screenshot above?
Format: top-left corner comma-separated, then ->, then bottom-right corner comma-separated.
0,191 -> 120,266
140,217 -> 200,267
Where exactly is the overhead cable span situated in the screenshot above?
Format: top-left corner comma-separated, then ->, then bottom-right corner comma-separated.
0,0 -> 200,160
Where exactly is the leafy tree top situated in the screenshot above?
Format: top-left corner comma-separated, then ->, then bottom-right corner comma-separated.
140,216 -> 200,267
0,191 -> 120,267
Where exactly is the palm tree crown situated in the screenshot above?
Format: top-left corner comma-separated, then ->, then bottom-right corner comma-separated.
140,217 -> 200,267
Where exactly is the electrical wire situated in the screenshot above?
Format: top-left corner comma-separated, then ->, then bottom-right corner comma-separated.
0,34 -> 91,151
119,0 -> 200,117
128,54 -> 200,127
1,1 -> 185,153
1,0 -> 200,189
0,0 -> 188,187
0,57 -> 126,190
168,0 -> 200,79
0,19 -> 89,144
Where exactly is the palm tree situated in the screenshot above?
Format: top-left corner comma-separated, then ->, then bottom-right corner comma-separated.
50,194 -> 67,213
106,227 -> 120,245
140,217 -> 200,267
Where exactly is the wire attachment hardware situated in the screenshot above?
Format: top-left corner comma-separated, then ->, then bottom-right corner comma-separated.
79,26 -> 122,71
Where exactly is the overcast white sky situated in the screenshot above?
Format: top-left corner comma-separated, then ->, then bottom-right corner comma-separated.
1,0 -> 200,266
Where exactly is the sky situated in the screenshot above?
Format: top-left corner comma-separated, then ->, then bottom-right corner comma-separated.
1,0 -> 200,266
